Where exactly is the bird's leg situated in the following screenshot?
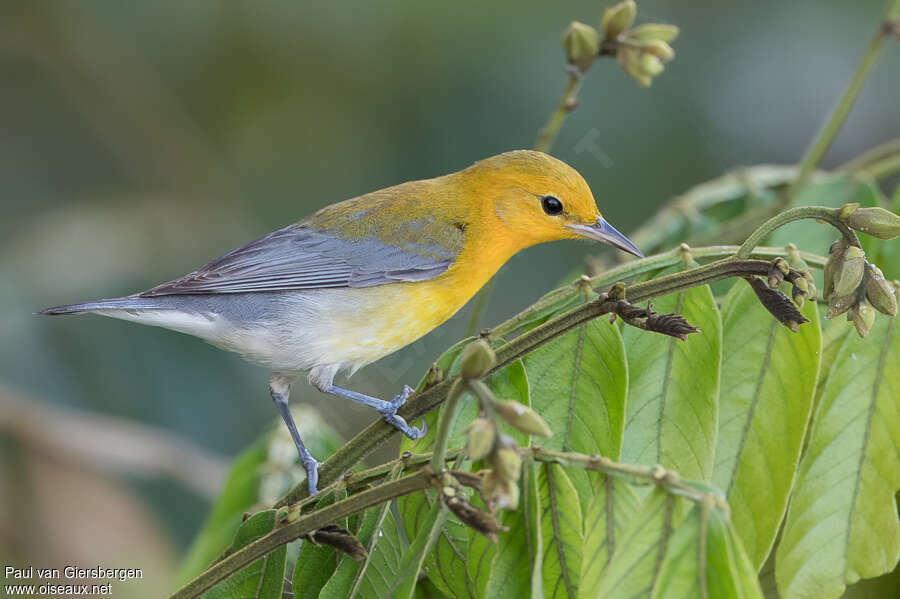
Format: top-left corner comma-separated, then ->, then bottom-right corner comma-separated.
322,384 -> 427,440
269,375 -> 321,495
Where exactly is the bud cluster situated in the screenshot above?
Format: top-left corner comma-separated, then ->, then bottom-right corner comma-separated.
456,339 -> 554,511
561,1 -> 678,86
766,257 -> 817,310
822,239 -> 897,338
604,1 -> 678,86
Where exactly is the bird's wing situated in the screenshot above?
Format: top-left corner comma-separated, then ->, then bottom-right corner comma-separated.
139,220 -> 464,296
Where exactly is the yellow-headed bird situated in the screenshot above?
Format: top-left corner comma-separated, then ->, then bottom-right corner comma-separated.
40,150 -> 642,492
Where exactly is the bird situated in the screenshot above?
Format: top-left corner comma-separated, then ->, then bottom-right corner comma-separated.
39,150 -> 642,494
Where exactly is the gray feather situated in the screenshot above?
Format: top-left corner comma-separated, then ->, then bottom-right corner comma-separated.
138,224 -> 458,296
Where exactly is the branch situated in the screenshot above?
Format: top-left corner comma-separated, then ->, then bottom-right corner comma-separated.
175,443 -> 736,598
274,252 -> 812,508
172,469 -> 438,599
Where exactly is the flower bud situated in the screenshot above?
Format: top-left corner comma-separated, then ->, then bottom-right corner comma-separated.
460,340 -> 496,380
642,39 -> 675,60
806,280 -> 818,302
838,202 -> 860,219
822,240 -> 846,299
851,302 -> 876,338
832,246 -> 865,298
491,447 -> 522,483
844,207 -> 900,240
792,285 -> 805,309
767,266 -> 784,289
640,53 -> 664,76
617,47 -> 651,87
493,400 -> 553,438
465,417 -> 496,461
773,257 -> 791,275
601,0 -> 636,39
481,471 -> 520,510
629,23 -> 680,42
825,293 -> 856,319
562,21 -> 600,73
864,265 -> 898,316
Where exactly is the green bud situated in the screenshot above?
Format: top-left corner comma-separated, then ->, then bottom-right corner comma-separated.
493,400 -> 553,437
825,293 -> 856,319
767,266 -> 785,289
617,47 -> 651,87
864,265 -> 898,316
822,240 -> 845,300
837,202 -> 860,219
481,471 -> 520,510
845,207 -> 900,240
460,340 -> 496,380
643,39 -> 675,60
851,302 -> 876,338
601,0 -> 636,39
640,53 -> 664,76
629,23 -> 680,43
832,246 -> 865,298
491,447 -> 522,483
562,21 -> 600,73
792,285 -> 805,309
773,257 -> 791,275
465,418 -> 496,461
806,280 -> 818,303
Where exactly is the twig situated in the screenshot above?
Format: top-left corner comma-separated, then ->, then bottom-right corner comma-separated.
274,251 -> 813,508
735,205 -> 860,259
534,72 -> 583,152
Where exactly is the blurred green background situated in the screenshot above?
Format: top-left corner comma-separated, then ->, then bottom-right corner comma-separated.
1,0 -> 897,595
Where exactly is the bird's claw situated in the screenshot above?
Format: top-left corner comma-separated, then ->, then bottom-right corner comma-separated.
387,384 -> 416,411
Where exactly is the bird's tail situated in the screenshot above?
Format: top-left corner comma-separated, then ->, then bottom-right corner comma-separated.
37,296 -> 164,315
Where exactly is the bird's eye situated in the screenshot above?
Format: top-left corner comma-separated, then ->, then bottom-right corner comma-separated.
541,195 -> 564,215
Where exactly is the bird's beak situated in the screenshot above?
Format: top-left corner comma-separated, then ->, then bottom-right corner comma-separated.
567,217 -> 644,258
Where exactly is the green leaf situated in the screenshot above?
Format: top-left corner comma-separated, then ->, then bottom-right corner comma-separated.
621,271 -> 722,484
594,488 -> 679,598
392,502 -> 451,599
525,318 -> 627,506
181,408 -> 343,585
650,503 -> 764,599
291,541 -> 337,599
399,339 -> 470,457
178,438 -> 269,585
580,473 -> 641,598
204,510 -> 287,599
398,490 -> 473,599
539,463 -> 583,599
483,503 -> 537,599
776,310 -> 900,599
713,281 -> 822,568
319,495 -> 405,598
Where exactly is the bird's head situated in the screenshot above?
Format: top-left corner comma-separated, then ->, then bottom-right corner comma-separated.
461,150 -> 643,258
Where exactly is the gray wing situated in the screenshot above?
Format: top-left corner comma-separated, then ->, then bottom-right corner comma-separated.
139,224 -> 461,296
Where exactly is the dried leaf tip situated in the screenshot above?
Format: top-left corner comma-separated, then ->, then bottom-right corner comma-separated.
305,525 -> 368,563
614,301 -> 699,340
746,277 -> 809,331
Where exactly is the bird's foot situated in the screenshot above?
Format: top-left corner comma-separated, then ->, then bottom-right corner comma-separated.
300,453 -> 322,495
378,385 -> 427,440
